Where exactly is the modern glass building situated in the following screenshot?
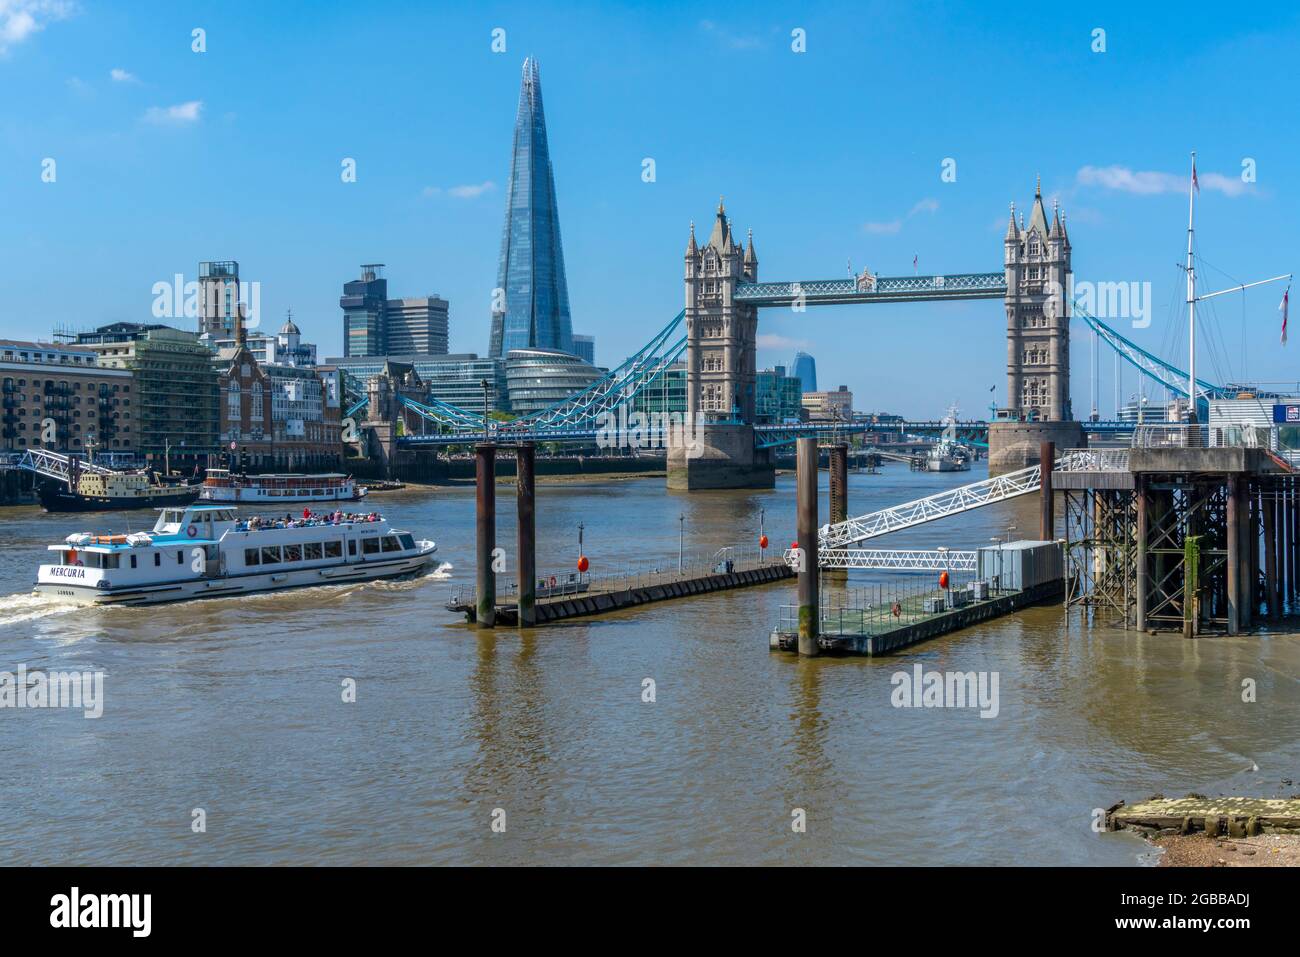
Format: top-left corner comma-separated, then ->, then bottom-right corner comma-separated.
571,334 -> 595,365
791,351 -> 817,393
504,348 -> 601,416
630,362 -> 686,416
756,365 -> 803,424
490,58 -> 574,359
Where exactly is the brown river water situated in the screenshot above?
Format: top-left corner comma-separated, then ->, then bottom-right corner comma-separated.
0,462 -> 1296,865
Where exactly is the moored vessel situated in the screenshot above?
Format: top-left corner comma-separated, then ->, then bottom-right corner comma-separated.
38,470 -> 199,512
34,504 -> 437,606
199,470 -> 366,504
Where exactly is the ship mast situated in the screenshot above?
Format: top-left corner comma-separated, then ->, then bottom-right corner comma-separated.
1186,152 -> 1197,421
1183,150 -> 1290,422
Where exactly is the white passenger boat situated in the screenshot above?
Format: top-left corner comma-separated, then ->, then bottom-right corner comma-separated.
34,504 -> 437,606
199,470 -> 366,504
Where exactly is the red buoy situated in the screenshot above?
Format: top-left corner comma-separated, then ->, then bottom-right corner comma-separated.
577,555 -> 589,573
759,535 -> 769,549
790,541 -> 799,550
939,571 -> 950,589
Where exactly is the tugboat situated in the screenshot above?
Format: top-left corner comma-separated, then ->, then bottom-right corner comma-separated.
38,467 -> 199,512
34,503 -> 437,606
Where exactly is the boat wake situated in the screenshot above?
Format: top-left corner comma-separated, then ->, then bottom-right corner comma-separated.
0,592 -> 84,628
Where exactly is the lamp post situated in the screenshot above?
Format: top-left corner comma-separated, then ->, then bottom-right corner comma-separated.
678,512 -> 684,572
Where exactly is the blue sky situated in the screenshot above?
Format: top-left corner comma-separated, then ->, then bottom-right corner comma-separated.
2,0 -> 1298,418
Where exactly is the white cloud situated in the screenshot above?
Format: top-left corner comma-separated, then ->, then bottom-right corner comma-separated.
0,0 -> 76,54
424,181 -> 495,199
757,333 -> 811,350
699,19 -> 765,50
142,100 -> 203,125
109,67 -> 136,83
863,197 -> 940,234
1077,164 -> 1249,197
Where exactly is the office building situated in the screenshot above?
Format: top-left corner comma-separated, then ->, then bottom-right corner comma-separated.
327,353 -> 508,418
198,261 -> 241,340
1,339 -> 136,457
79,324 -> 219,469
340,265 -> 450,359
756,365 -> 803,424
489,58 -> 574,358
571,334 -> 595,365
504,348 -> 601,416
802,385 -> 853,422
791,351 -> 817,393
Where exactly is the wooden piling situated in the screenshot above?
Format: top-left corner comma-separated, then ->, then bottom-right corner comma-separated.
1039,440 -> 1055,541
796,437 -> 819,657
475,443 -> 496,628
516,443 -> 536,627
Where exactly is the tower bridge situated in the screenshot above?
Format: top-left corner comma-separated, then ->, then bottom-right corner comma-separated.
670,183 -> 1082,489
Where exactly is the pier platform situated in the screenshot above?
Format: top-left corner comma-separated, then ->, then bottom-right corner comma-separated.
769,578 -> 1063,656
447,556 -> 793,625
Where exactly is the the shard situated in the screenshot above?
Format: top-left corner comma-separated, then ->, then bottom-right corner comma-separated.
489,57 -> 574,358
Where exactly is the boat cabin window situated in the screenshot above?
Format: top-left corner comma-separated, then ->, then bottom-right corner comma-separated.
398,534 -> 414,550
361,537 -> 380,556
261,546 -> 281,564
283,544 -> 303,563
245,548 -> 260,566
130,555 -> 137,569
325,541 -> 343,559
347,540 -> 356,556
381,536 -> 401,553
304,543 -> 323,560
154,553 -> 161,567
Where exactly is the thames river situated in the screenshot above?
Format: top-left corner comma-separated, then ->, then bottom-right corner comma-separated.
1,462 -> 1296,865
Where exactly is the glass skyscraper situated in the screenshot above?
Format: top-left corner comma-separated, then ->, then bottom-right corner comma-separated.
791,352 -> 817,393
490,57 -> 574,358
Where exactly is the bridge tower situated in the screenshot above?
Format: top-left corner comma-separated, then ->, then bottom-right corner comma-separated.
989,179 -> 1084,474
668,200 -> 774,489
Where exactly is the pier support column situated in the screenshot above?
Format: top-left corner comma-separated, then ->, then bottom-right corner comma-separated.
1039,440 -> 1055,541
1264,488 -> 1279,622
516,443 -> 536,628
1135,477 -> 1149,632
475,444 -> 496,628
1226,475 -> 1240,635
796,437 -> 820,657
826,443 -> 848,584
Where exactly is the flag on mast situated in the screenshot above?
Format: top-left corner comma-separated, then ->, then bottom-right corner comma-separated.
1192,157 -> 1200,193
912,254 -> 918,274
1281,286 -> 1290,345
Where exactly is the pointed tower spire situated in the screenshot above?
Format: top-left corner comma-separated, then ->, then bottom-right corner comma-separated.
744,227 -> 756,264
708,197 -> 729,250
686,220 -> 697,256
1050,197 -> 1062,237
1005,201 -> 1019,241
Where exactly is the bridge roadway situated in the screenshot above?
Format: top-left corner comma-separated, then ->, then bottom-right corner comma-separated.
393,419 -> 1136,448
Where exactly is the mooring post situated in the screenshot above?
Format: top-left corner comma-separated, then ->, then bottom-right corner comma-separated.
1226,475 -> 1240,635
1284,476 -> 1295,609
1264,487 -> 1279,621
796,436 -> 820,656
1039,440 -> 1055,541
1135,475 -> 1149,632
516,443 -> 536,627
475,443 -> 496,628
826,443 -> 848,583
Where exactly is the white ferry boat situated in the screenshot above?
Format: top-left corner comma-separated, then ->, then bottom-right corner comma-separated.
34,504 -> 437,606
199,470 -> 366,504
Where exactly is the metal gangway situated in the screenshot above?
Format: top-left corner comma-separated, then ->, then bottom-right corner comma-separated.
818,452 -> 1100,550
814,548 -> 977,571
0,448 -> 116,486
